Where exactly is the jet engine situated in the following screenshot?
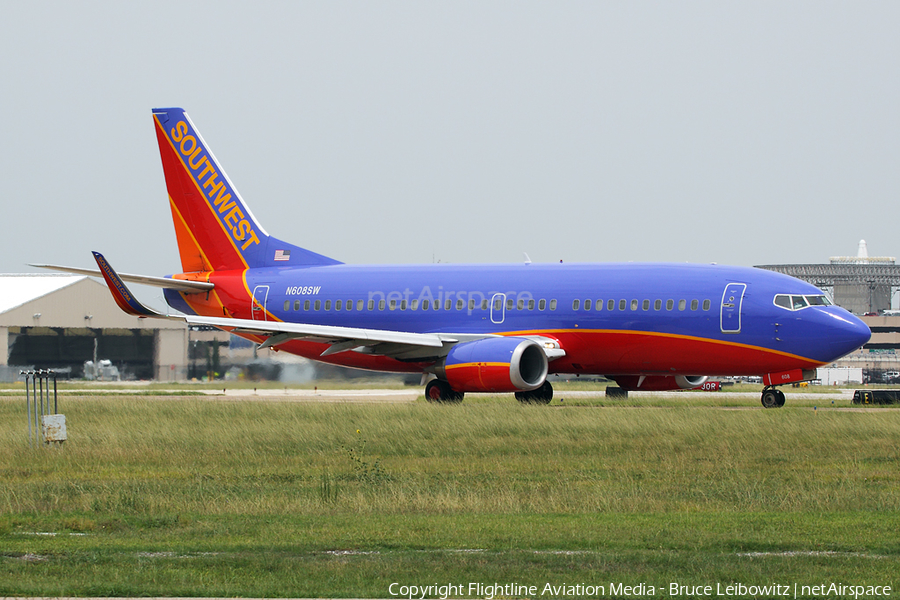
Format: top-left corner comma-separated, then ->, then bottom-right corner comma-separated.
433,337 -> 548,393
611,375 -> 708,391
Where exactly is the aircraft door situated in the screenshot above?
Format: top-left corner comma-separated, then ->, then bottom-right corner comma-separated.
491,293 -> 506,324
251,285 -> 270,321
720,283 -> 746,334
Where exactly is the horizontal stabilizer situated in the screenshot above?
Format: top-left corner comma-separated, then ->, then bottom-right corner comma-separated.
88,251 -> 461,356
30,262 -> 213,293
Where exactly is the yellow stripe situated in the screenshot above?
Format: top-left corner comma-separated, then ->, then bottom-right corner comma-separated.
445,362 -> 508,371
169,196 -> 212,271
155,115 -> 249,270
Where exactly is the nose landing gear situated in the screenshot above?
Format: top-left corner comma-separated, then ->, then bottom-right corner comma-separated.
760,387 -> 786,408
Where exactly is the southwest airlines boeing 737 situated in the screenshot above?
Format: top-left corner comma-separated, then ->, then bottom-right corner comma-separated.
38,107 -> 871,407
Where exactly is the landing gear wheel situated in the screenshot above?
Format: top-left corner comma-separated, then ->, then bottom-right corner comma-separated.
425,380 -> 464,404
761,387 -> 783,409
515,381 -> 553,404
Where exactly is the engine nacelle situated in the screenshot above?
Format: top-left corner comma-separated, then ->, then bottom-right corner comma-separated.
434,337 -> 548,393
612,375 -> 708,391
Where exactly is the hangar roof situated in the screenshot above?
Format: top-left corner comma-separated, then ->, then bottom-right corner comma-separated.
0,274 -> 184,330
756,264 -> 900,286
0,274 -> 86,315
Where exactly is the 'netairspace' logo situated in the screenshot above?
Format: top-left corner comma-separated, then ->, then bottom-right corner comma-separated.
387,581 -> 894,599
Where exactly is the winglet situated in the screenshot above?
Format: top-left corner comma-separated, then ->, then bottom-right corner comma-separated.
91,251 -> 164,317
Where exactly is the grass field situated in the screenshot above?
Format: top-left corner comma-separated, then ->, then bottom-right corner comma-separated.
1,387 -> 898,598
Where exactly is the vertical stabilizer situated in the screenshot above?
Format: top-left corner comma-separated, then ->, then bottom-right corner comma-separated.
152,107 -> 340,272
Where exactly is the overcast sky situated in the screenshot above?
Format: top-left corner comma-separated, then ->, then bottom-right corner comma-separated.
2,2 -> 898,285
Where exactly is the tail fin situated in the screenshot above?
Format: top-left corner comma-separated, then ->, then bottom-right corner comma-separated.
152,107 -> 341,272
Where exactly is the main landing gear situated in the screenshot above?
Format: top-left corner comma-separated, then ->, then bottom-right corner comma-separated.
515,381 -> 554,404
423,380 -> 555,404
760,386 -> 786,409
424,379 -> 464,403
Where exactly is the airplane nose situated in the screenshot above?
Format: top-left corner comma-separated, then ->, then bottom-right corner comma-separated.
822,311 -> 871,360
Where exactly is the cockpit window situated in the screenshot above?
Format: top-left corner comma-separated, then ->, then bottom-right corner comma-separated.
774,294 -> 833,311
805,295 -> 832,306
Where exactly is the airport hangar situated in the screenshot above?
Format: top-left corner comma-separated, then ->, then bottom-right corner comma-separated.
0,274 -> 233,382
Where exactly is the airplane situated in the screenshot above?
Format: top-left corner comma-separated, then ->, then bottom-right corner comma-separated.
36,107 -> 871,408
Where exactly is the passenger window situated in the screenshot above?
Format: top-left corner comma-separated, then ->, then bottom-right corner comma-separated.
284,300 -> 290,311
631,299 -> 638,311
678,300 -> 686,311
456,299 -> 464,310
368,299 -> 374,310
389,300 -> 396,311
573,299 -> 580,310
654,299 -> 662,310
517,299 -> 524,310
314,300 -> 321,311
702,299 -> 710,311
691,299 -> 699,311
304,300 -> 310,311
379,299 -> 385,310
357,300 -> 363,311
347,300 -> 353,311
528,299 -> 535,310
401,300 -> 407,310
550,299 -> 557,311
325,300 -> 332,311
666,299 -> 674,311
445,299 -> 452,311
293,300 -> 300,311
584,299 -> 592,311
642,299 -> 650,311
410,299 -> 418,310
539,299 -> 546,311
619,299 -> 626,311
422,300 -> 429,311
506,298 -> 514,310
470,299 -> 477,310
336,300 -> 343,311
608,299 -> 615,311
597,299 -> 603,311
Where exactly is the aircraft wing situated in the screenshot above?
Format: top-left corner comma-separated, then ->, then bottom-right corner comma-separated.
184,314 -> 455,358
